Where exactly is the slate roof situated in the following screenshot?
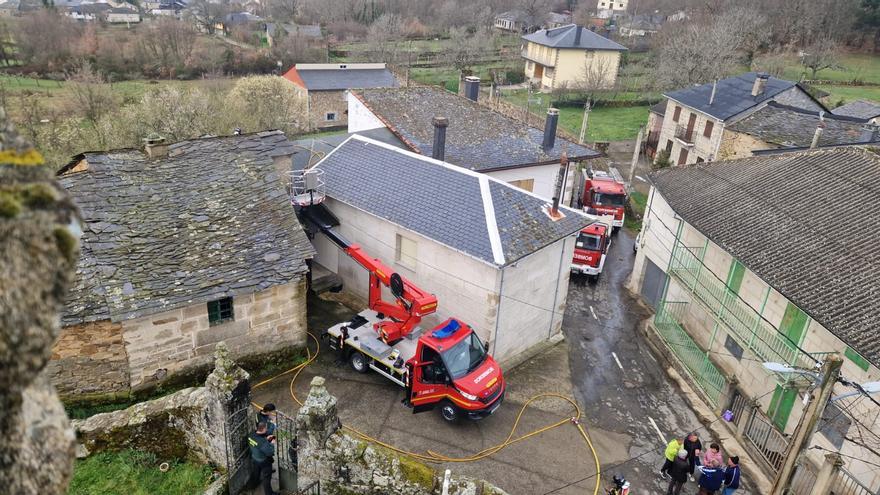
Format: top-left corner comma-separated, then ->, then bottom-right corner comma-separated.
315,135 -> 592,267
284,65 -> 398,91
728,103 -> 869,148
522,24 -> 627,51
650,147 -> 880,366
352,87 -> 600,172
290,128 -> 405,172
650,101 -> 666,116
496,10 -> 531,22
58,131 -> 315,326
664,72 -> 820,122
832,99 -> 880,120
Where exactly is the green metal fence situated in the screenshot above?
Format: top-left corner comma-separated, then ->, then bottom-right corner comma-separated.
668,241 -> 814,370
654,301 -> 727,406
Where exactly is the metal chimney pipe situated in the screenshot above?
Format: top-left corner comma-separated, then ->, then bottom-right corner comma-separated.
464,76 -> 480,101
543,108 -> 560,151
709,80 -> 717,105
432,116 -> 448,161
751,73 -> 770,97
810,123 -> 825,149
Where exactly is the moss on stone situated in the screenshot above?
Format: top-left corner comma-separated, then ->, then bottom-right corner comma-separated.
396,454 -> 435,489
0,191 -> 21,218
21,183 -> 57,208
53,227 -> 78,262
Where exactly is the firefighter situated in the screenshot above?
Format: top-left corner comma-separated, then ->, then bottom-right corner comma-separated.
248,421 -> 278,495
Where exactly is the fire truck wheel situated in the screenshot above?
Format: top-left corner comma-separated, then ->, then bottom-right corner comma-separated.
439,401 -> 460,422
349,351 -> 369,373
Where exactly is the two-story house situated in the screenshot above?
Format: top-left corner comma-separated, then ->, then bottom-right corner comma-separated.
521,24 -> 627,92
656,72 -> 826,165
631,145 -> 880,492
596,0 -> 628,18
493,10 -> 535,33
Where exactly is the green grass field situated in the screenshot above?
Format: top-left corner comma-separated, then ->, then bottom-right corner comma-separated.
625,190 -> 648,232
781,54 -> 880,85
819,84 -> 880,106
68,450 -> 213,495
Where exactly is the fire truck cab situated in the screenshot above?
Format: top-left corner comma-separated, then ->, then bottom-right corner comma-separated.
581,169 -> 627,231
571,220 -> 612,280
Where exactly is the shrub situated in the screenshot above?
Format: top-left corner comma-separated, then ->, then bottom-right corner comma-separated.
654,149 -> 672,168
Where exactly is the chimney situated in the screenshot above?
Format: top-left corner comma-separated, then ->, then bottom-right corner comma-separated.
709,80 -> 717,105
143,135 -> 168,159
431,116 -> 448,161
810,122 -> 825,149
543,108 -> 559,151
463,76 -> 480,102
860,123 -> 879,143
574,25 -> 582,46
751,73 -> 769,97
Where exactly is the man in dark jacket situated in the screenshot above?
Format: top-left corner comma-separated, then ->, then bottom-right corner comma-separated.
248,421 -> 278,495
666,449 -> 690,495
697,460 -> 725,494
683,432 -> 703,482
722,456 -> 741,494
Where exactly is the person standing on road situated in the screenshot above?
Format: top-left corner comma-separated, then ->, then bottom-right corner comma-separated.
248,421 -> 278,495
697,459 -> 725,495
703,443 -> 723,468
683,432 -> 703,482
722,456 -> 741,495
666,449 -> 689,495
660,437 -> 684,479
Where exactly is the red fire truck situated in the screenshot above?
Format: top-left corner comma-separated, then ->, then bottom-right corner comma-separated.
295,183 -> 505,423
580,167 -> 627,232
570,218 -> 612,280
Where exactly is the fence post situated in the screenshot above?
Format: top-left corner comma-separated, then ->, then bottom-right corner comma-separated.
809,452 -> 843,495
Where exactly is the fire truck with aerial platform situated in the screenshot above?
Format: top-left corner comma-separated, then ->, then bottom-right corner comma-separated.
290,169 -> 505,423
579,165 -> 627,232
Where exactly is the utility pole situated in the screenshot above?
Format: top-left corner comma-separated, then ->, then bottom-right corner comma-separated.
769,354 -> 843,495
629,125 -> 643,190
578,100 -> 591,144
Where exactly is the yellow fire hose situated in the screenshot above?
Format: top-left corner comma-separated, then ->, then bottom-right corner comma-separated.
252,332 -> 602,495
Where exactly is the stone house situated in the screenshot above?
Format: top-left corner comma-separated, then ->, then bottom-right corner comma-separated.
51,131 -> 315,402
263,22 -> 322,47
544,11 -> 572,29
832,99 -> 880,124
106,6 -> 140,23
656,72 -> 826,165
630,146 -> 880,490
347,85 -> 599,202
596,0 -> 628,17
521,24 -> 627,92
310,135 -> 592,362
493,10 -> 534,33
283,63 -> 399,131
718,102 -> 875,160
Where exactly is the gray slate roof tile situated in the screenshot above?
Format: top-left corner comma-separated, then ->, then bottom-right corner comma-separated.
665,72 -> 805,122
522,24 -> 627,51
297,68 -> 398,91
354,87 -> 600,172
316,136 -> 591,266
59,131 -> 314,326
728,103 -> 868,148
650,147 -> 880,366
832,99 -> 880,120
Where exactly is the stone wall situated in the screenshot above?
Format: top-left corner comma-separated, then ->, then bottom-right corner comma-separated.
48,320 -> 130,401
308,90 -> 348,130
717,129 -> 775,161
121,279 -> 307,390
296,376 -> 509,495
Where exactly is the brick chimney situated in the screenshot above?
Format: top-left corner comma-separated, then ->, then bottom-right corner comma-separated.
143,135 -> 168,159
432,116 -> 448,161
751,73 -> 770,97
543,108 -> 559,151
463,76 -> 480,102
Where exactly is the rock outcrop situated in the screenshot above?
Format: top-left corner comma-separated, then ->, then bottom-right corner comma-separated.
0,110 -> 81,494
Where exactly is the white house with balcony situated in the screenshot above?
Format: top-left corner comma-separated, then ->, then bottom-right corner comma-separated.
630,145 -> 880,492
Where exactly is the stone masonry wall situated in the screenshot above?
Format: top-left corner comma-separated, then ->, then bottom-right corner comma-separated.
122,279 -> 307,390
308,90 -> 348,130
48,320 -> 130,400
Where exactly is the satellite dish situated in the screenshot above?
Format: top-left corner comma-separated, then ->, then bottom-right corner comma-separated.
390,273 -> 405,300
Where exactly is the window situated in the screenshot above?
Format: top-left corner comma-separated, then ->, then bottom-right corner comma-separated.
576,232 -> 603,251
665,140 -> 673,153
207,297 -> 234,326
845,346 -> 870,371
672,105 -> 681,122
696,157 -> 705,163
703,120 -> 714,138
395,234 -> 417,270
325,112 -> 337,121
441,332 -> 487,379
508,178 -> 535,192
724,335 -> 743,361
593,192 -> 626,207
677,148 -> 688,165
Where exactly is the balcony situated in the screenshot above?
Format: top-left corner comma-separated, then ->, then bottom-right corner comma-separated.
669,242 -> 816,372
674,124 -> 695,145
521,49 -> 555,67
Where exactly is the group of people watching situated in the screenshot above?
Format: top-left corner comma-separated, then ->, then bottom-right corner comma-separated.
661,432 -> 741,495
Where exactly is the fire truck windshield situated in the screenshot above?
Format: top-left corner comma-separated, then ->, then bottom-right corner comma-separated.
576,233 -> 602,251
442,332 -> 487,379
594,193 -> 626,207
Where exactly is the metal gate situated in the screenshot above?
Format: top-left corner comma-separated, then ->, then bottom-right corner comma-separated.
225,405 -> 255,495
275,410 -> 298,492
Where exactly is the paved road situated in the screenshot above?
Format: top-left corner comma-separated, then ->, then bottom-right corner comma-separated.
561,228 -> 718,495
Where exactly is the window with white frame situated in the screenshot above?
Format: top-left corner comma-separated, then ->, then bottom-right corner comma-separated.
395,234 -> 417,270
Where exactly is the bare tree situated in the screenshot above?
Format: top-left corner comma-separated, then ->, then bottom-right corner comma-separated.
14,10 -> 82,71
446,27 -> 493,73
651,17 -> 742,89
801,37 -> 840,79
267,0 -> 300,20
574,55 -> 617,101
365,13 -> 404,63
65,61 -> 117,143
187,0 -> 230,35
139,18 -> 197,76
